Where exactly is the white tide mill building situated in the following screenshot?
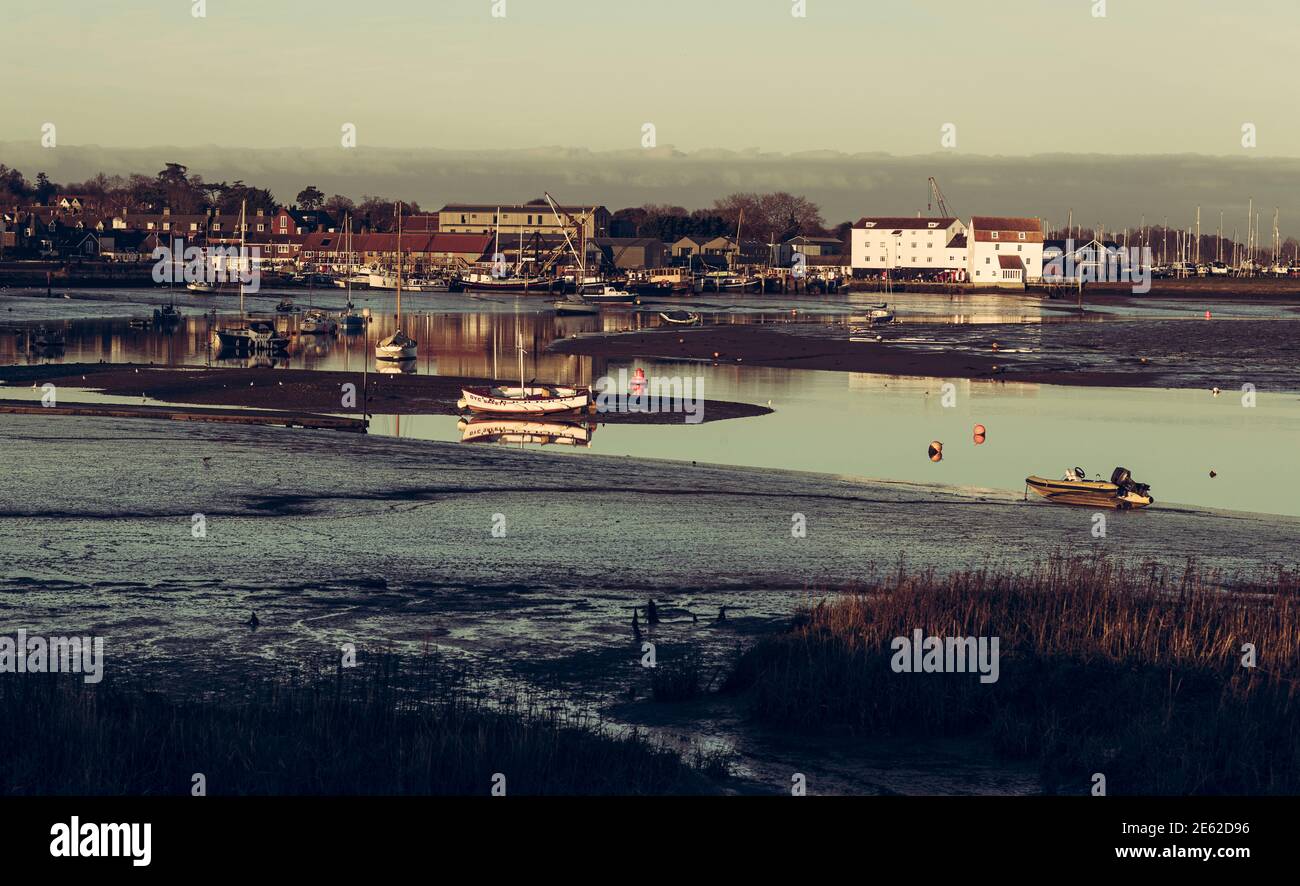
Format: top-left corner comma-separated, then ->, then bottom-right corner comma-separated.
968,216 -> 1044,287
850,217 -> 968,274
850,214 -> 1045,287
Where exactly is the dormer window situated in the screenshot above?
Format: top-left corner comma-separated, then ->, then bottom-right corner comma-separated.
1018,231 -> 1026,240
864,222 -> 876,228
991,232 -> 999,240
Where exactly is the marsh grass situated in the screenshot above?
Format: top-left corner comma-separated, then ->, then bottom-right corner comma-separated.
0,650 -> 723,795
723,555 -> 1300,794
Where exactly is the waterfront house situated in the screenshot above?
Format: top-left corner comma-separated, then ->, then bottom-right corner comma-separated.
98,230 -> 151,262
124,208 -> 210,236
671,235 -> 711,260
438,203 -> 609,239
273,207 -> 339,236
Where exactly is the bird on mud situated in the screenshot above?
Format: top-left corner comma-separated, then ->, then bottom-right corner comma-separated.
246,611 -> 260,630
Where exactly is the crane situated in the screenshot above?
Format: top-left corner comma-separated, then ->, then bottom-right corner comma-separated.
927,177 -> 954,218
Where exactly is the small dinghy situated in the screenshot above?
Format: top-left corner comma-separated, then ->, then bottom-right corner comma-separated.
1026,466 -> 1154,510
659,310 -> 701,326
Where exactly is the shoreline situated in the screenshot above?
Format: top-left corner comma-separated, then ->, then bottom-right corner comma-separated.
550,304 -> 1300,391
0,363 -> 772,424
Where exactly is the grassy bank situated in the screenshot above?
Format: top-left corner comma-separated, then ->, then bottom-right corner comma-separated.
723,555 -> 1300,795
0,651 -> 724,795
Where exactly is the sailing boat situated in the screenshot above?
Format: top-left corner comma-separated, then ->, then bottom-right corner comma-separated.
457,332 -> 591,415
375,204 -> 418,360
210,201 -> 287,352
336,217 -> 366,332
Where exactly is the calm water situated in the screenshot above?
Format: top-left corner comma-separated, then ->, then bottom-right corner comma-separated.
4,286 -> 1298,517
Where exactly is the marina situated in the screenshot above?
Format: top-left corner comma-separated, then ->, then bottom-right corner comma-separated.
6,0 -> 1300,865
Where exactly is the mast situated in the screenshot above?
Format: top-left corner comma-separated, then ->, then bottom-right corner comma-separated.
238,199 -> 246,317
1195,206 -> 1201,265
494,205 -> 501,270
1246,197 -> 1253,269
395,201 -> 402,321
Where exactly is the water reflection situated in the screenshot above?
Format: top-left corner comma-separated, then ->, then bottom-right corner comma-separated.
457,415 -> 596,448
367,363 -> 1300,518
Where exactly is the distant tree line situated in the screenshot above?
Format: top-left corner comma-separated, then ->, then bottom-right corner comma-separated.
611,191 -> 846,244
2,162 -> 848,243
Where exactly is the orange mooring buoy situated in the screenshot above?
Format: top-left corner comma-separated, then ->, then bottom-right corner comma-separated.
928,440 -> 943,462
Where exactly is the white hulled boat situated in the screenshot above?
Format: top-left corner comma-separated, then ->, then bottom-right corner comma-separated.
375,204 -> 418,361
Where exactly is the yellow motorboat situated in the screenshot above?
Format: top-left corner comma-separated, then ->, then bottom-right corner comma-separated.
1025,467 -> 1154,510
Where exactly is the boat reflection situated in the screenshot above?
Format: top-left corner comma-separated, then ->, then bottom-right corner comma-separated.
374,357 -> 417,374
456,415 -> 596,448
213,351 -> 290,369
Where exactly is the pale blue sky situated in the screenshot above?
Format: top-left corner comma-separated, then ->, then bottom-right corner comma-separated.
2,0 -> 1297,155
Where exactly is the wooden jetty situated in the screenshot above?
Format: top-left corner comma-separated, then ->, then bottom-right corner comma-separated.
0,400 -> 367,432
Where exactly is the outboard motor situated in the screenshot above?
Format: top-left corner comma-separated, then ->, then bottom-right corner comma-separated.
1110,467 -> 1150,498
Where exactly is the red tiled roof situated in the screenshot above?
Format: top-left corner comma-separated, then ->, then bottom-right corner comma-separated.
428,233 -> 492,255
998,255 -> 1024,269
972,216 -> 1040,232
854,217 -> 957,230
301,231 -> 491,256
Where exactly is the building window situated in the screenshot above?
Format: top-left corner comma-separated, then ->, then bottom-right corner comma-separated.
1018,244 -> 1023,251
995,244 -> 1000,250
991,232 -> 999,239
1018,232 -> 1026,240
985,257 -> 990,264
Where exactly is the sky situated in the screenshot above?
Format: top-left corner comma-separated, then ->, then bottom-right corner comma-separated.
2,0 -> 1299,157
